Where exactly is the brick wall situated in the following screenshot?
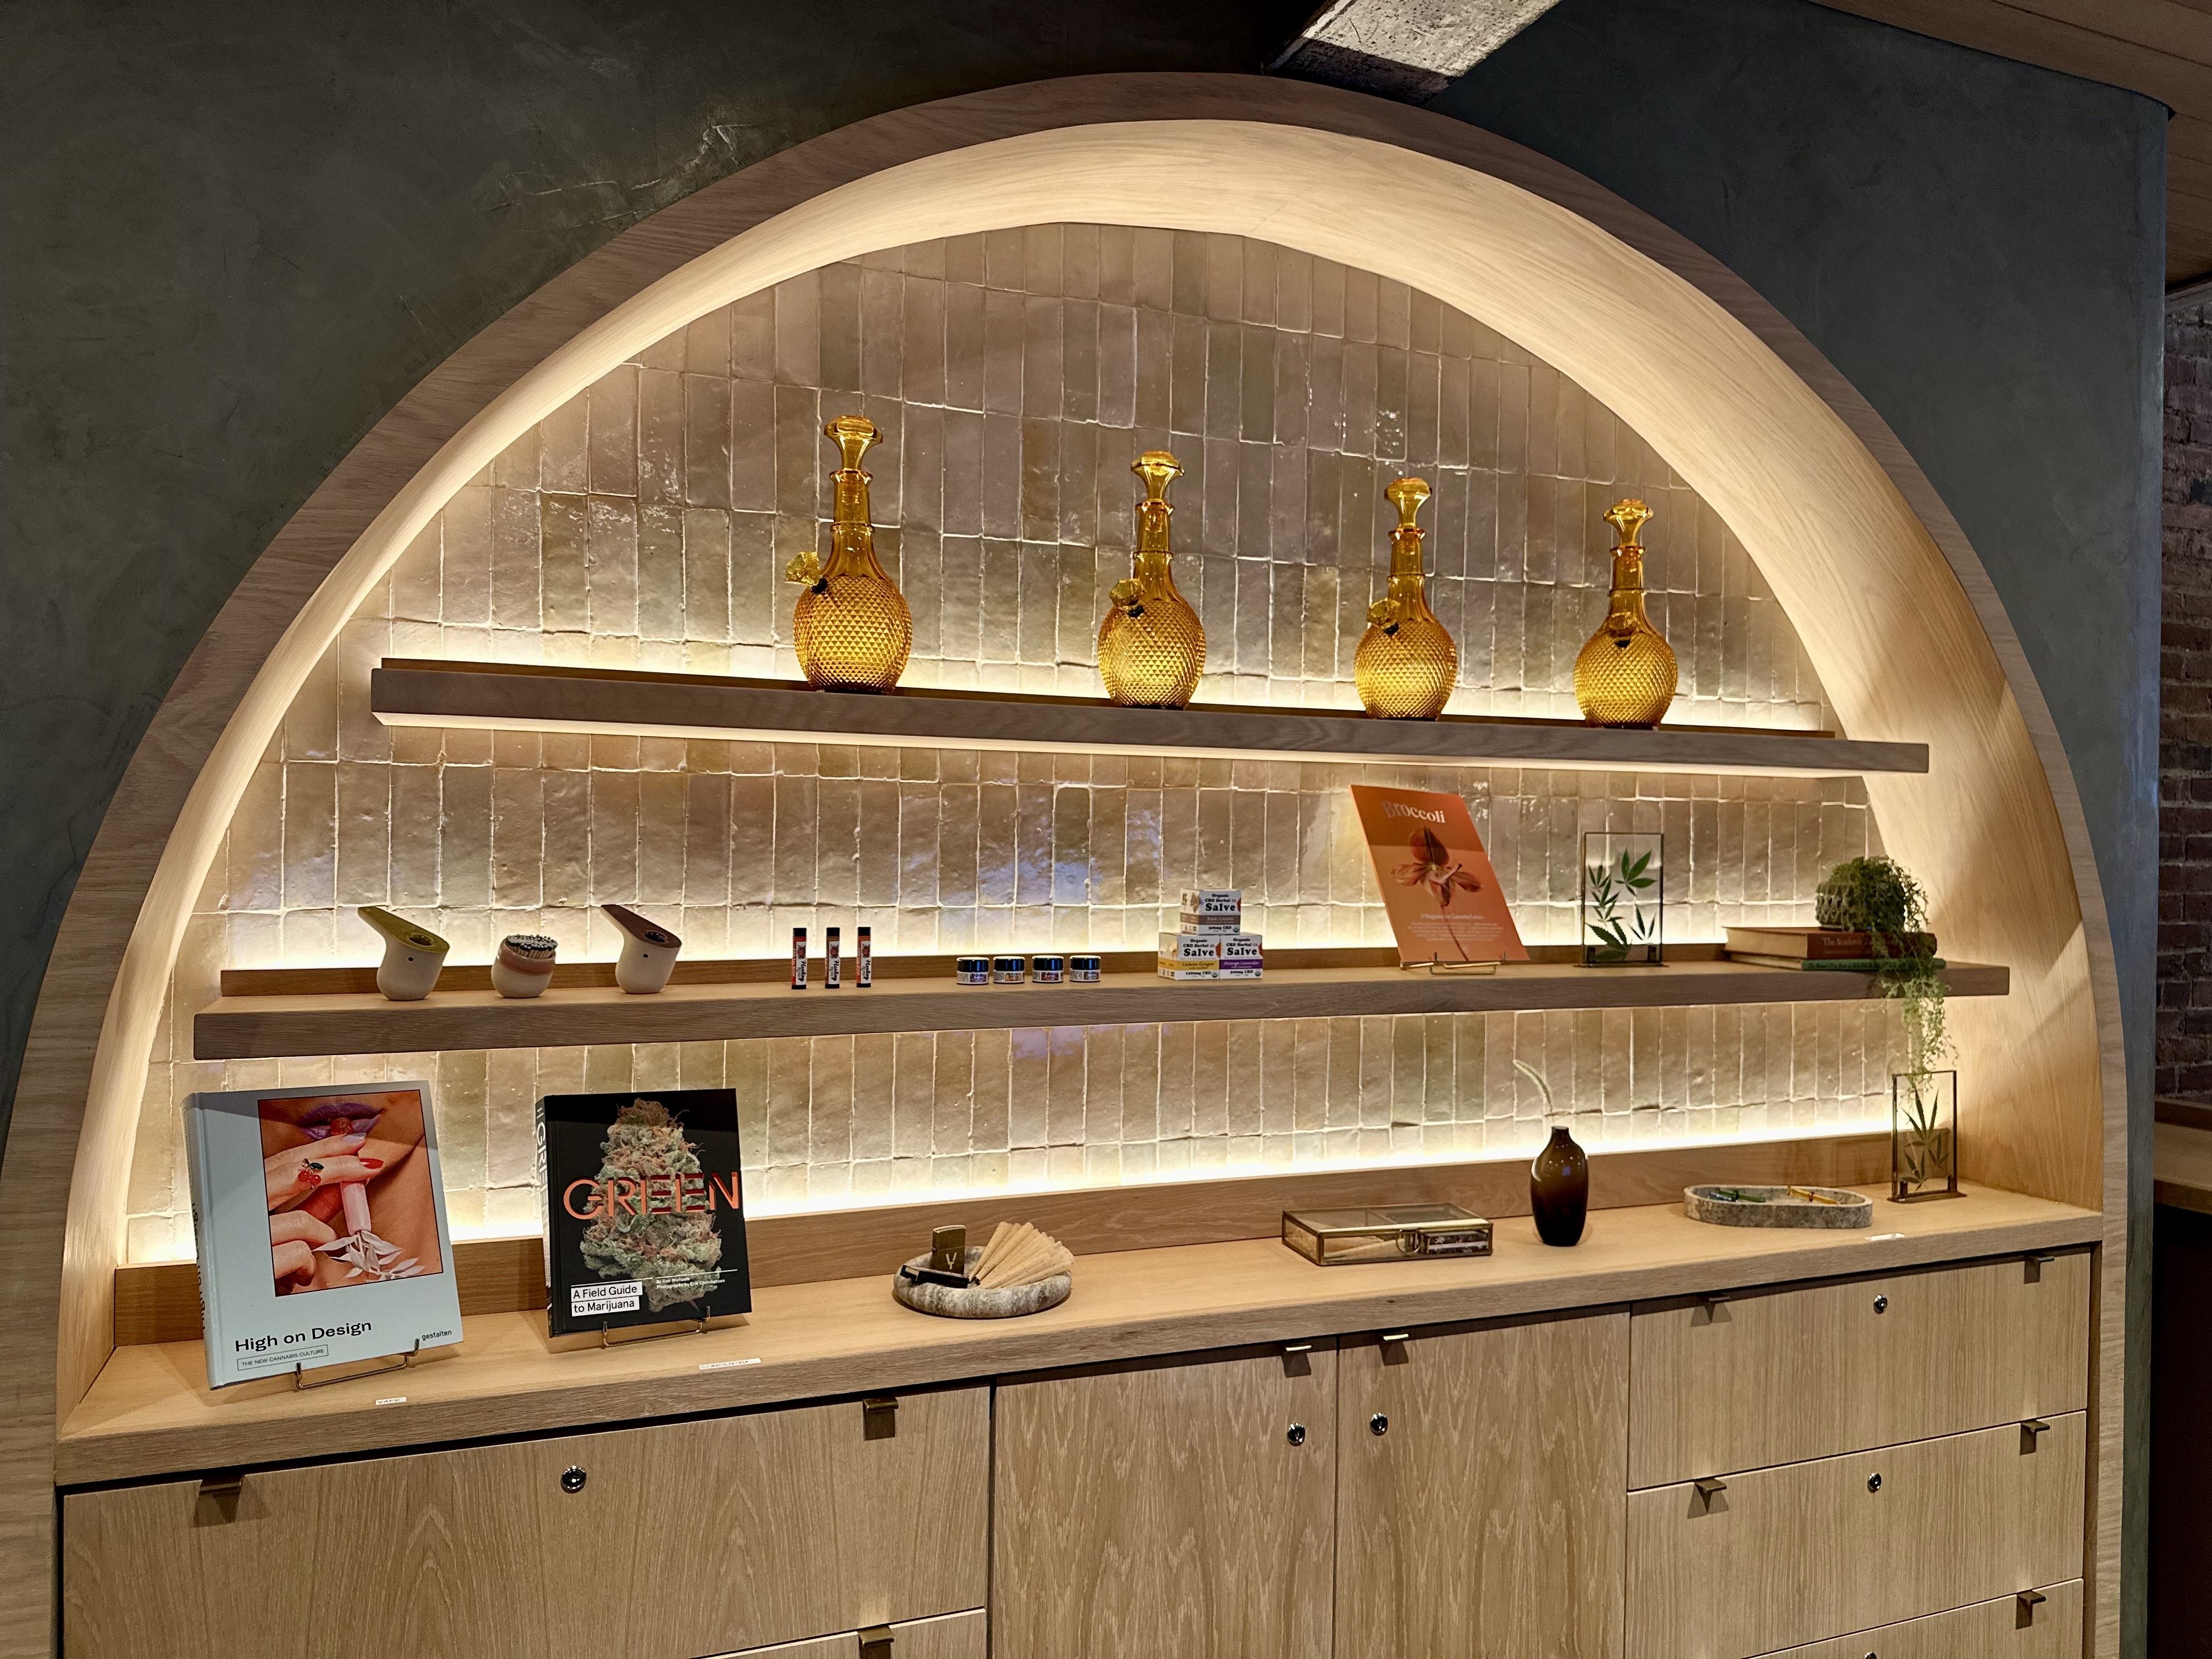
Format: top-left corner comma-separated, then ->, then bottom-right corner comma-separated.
2163,299 -> 2212,1097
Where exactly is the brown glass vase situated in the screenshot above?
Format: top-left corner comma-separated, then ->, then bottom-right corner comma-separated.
1530,1123 -> 1589,1246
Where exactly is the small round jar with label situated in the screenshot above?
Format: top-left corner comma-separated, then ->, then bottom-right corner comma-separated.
992,955 -> 1027,985
1031,955 -> 1066,985
1069,953 -> 1103,983
954,956 -> 991,986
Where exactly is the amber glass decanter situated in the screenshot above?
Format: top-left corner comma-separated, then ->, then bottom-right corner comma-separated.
1572,498 -> 1678,727
1355,476 -> 1459,719
783,415 -> 913,693
1097,450 -> 1206,707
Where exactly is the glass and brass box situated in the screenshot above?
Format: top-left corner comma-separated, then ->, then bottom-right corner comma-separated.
1281,1203 -> 1493,1266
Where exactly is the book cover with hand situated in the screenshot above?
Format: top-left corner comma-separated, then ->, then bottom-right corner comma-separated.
184,1081 -> 462,1389
538,1089 -> 752,1337
1350,783 -> 1529,966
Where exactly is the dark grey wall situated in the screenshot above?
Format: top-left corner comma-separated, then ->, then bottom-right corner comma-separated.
2,0 -> 2163,1641
1441,4 -> 2162,1645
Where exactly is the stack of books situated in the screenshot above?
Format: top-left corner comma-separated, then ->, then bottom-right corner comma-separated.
1724,926 -> 1942,971
1159,889 -> 1263,980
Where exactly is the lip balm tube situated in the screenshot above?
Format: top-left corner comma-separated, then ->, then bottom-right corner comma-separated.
955,956 -> 990,985
857,926 -> 873,988
791,927 -> 808,990
825,927 -> 842,989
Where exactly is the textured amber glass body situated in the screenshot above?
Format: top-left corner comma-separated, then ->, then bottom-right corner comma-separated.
1355,476 -> 1458,719
786,415 -> 913,692
1573,498 -> 1678,727
1098,450 -> 1205,707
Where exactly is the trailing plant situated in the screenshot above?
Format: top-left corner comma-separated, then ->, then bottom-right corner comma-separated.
1814,856 -> 1949,1083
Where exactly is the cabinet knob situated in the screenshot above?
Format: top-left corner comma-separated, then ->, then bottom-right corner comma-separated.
1867,1472 -> 1883,1493
560,1465 -> 587,1494
1286,1423 -> 1307,1447
1872,1294 -> 1889,1314
1370,1413 -> 1390,1436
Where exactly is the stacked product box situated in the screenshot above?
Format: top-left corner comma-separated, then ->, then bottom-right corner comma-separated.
1158,889 -> 1263,980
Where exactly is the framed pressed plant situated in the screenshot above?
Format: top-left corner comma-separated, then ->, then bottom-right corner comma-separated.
1581,832 -> 1663,967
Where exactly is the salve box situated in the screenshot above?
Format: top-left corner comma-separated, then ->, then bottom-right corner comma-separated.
1178,889 -> 1243,931
1158,931 -> 1263,979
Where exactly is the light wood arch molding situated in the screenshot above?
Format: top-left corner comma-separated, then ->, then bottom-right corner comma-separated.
0,74 -> 2126,1657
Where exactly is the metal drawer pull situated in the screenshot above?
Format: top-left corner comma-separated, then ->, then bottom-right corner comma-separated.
1692,1477 -> 1727,1499
2017,1589 -> 2047,1627
198,1472 -> 245,1499
1283,1342 -> 1313,1354
2021,1418 -> 2051,1453
863,1396 -> 899,1440
860,1625 -> 895,1658
1867,1472 -> 1883,1493
1379,1330 -> 1412,1364
1286,1423 -> 1308,1447
1872,1294 -> 1888,1314
1370,1413 -> 1390,1436
560,1466 -> 586,1494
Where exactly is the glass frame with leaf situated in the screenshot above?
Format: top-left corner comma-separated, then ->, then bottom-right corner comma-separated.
1580,832 -> 1664,967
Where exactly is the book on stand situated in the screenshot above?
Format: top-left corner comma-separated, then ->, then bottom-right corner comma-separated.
183,1081 -> 462,1389
537,1088 -> 753,1338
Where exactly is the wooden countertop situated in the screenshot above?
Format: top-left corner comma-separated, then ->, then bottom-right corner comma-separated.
58,1183 -> 2097,1487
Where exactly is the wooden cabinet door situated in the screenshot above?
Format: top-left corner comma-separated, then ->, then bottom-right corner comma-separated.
1334,1311 -> 1629,1659
1626,1413 -> 2086,1659
1629,1251 -> 2090,1487
993,1345 -> 1338,1659
1757,1582 -> 2080,1659
64,1388 -> 988,1659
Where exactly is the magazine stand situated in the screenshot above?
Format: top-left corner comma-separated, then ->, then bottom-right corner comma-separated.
292,1338 -> 422,1392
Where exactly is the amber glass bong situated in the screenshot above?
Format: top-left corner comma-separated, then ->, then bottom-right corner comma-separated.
1097,449 -> 1206,707
783,415 -> 913,693
1354,476 -> 1458,719
1572,498 -> 1678,727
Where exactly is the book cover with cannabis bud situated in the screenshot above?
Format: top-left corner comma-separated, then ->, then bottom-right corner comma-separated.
538,1088 -> 752,1337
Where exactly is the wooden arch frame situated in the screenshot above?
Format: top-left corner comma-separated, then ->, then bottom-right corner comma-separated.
0,74 -> 2127,1655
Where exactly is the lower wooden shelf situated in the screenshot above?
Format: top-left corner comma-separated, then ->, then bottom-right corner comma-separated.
59,1183 -> 2097,1486
193,957 -> 2010,1060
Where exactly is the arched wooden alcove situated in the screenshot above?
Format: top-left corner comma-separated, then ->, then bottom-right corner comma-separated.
0,75 -> 2126,1656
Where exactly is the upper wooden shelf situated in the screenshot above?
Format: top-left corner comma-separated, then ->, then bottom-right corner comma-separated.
59,1184 -> 2098,1486
370,659 -> 1931,776
195,950 -> 2008,1061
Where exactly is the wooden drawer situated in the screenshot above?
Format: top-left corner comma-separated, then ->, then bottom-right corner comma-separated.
63,1389 -> 988,1659
1626,1413 -> 2085,1659
1757,1582 -> 2080,1658
1629,1251 -> 2089,1486
733,1609 -> 986,1658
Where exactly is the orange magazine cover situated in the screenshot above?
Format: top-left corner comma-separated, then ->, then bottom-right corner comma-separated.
1349,784 -> 1529,966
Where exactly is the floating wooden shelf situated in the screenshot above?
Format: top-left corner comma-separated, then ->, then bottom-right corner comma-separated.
60,1185 -> 2097,1486
195,951 -> 2007,1061
370,659 -> 1931,776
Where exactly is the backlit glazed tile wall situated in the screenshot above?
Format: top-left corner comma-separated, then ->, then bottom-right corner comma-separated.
127,227 -> 1900,1261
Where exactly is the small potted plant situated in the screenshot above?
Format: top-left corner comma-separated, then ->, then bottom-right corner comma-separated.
1816,857 -> 1957,1200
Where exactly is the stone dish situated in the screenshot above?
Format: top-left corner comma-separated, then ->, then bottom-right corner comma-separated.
1683,1183 -> 1872,1229
891,1246 -> 1072,1319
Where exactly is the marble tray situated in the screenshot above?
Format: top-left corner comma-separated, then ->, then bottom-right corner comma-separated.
1684,1183 -> 1874,1229
891,1245 -> 1073,1318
